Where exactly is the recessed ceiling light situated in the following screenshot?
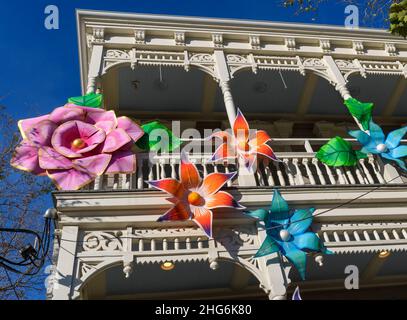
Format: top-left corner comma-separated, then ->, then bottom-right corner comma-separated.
378,250 -> 390,259
161,261 -> 175,271
132,80 -> 140,90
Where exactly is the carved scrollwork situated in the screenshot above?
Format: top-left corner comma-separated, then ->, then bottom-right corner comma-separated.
82,231 -> 123,252
227,54 -> 249,64
335,59 -> 356,69
302,58 -> 325,68
189,53 -> 214,63
215,226 -> 257,251
105,49 -> 131,60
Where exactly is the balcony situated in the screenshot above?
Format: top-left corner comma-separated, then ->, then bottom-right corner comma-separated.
81,137 -> 407,192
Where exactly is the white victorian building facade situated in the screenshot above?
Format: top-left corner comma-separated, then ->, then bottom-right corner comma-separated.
50,9 -> 407,300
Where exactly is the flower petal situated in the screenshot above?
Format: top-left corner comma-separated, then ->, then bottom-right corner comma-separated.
47,168 -> 94,190
180,152 -> 201,189
361,146 -> 380,155
10,141 -> 44,175
18,115 -> 49,139
240,152 -> 257,171
192,207 -> 213,238
386,126 -> 407,150
38,147 -> 73,170
148,178 -> 183,197
389,145 -> 407,159
246,208 -> 268,221
381,153 -> 407,171
369,121 -> 385,145
348,130 -> 371,146
233,108 -> 249,142
102,128 -> 132,153
117,117 -> 144,142
199,172 -> 236,196
349,130 -> 378,153
49,106 -> 85,124
279,242 -> 307,280
205,191 -> 244,209
269,190 -> 290,217
249,130 -> 271,147
105,151 -> 136,174
86,110 -> 117,134
210,130 -> 234,142
65,103 -> 105,113
51,121 -> 105,158
209,143 -> 236,162
287,208 -> 315,235
26,120 -> 57,147
157,203 -> 190,222
255,144 -> 278,161
73,154 -> 112,176
293,232 -> 321,252
254,235 -> 280,258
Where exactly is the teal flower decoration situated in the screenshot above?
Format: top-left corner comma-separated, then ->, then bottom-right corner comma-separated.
349,121 -> 407,171
246,190 -> 330,280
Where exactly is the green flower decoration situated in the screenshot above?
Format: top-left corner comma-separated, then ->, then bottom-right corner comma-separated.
316,136 -> 367,167
349,120 -> 407,171
136,121 -> 182,152
344,98 -> 373,131
68,92 -> 103,108
246,190 -> 331,280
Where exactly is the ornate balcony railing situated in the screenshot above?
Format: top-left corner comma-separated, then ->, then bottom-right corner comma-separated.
82,138 -> 407,191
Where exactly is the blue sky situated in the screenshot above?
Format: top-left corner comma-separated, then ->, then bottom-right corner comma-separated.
0,0 -> 386,121
0,0 -> 387,300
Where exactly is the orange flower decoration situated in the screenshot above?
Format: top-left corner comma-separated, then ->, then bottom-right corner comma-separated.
209,109 -> 278,171
148,153 -> 244,237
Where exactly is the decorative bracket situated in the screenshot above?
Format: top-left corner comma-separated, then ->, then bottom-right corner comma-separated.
285,37 -> 296,51
353,41 -> 364,55
320,39 -> 331,53
174,31 -> 185,46
212,33 -> 224,48
249,35 -> 261,50
92,27 -> 105,43
134,29 -> 146,44
384,43 -> 397,56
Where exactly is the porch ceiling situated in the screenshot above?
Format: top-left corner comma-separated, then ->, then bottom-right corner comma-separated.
104,260 -> 259,296
110,65 -> 407,125
83,252 -> 406,299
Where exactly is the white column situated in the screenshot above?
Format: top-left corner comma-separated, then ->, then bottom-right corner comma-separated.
213,50 -> 236,127
213,50 -> 257,185
323,55 -> 365,132
86,44 -> 104,94
257,229 -> 289,300
52,226 -> 79,300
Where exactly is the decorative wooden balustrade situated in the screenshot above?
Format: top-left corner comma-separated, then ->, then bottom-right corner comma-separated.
82,138 -> 406,191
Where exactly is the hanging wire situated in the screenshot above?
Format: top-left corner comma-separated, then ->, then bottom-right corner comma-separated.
278,69 -> 288,89
0,212 -> 54,276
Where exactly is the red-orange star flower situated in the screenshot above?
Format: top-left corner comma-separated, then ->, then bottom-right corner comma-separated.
210,108 -> 278,171
148,153 -> 244,237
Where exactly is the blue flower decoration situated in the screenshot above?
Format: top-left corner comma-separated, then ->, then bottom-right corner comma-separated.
246,190 -> 330,280
349,121 -> 407,171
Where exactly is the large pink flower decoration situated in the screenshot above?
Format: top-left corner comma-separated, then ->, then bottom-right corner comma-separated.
148,153 -> 244,238
209,109 -> 278,171
11,104 -> 143,190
